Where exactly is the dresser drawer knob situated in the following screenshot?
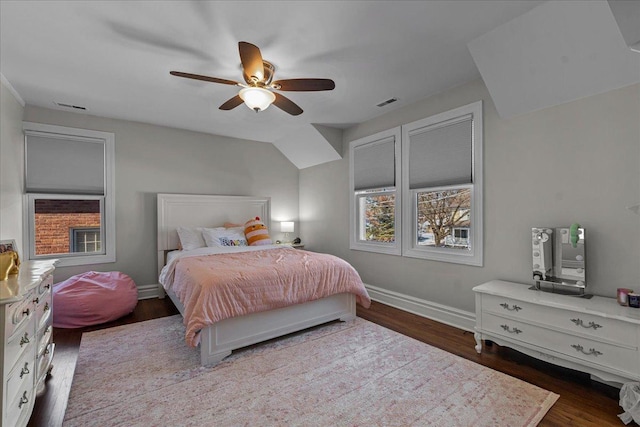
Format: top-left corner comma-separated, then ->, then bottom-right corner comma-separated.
571,344 -> 603,357
44,283 -> 51,290
18,391 -> 28,408
499,303 -> 522,312
501,324 -> 523,334
43,302 -> 50,311
32,297 -> 39,304
22,308 -> 30,317
570,318 -> 602,330
20,362 -> 30,378
20,332 -> 30,347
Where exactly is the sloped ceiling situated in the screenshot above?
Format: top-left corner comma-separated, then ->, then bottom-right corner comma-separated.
0,0 -> 545,169
608,0 -> 640,53
1,1 -> 638,168
468,0 -> 640,119
273,124 -> 342,170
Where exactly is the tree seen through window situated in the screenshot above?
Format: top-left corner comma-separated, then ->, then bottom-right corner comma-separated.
417,188 -> 471,249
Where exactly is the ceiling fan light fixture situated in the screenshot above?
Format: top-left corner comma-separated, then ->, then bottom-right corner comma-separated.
239,87 -> 276,112
171,42 -> 334,115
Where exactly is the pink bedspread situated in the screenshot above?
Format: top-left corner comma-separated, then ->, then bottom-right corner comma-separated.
170,247 -> 371,346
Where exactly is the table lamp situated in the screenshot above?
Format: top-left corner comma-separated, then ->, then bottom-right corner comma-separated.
280,221 -> 294,243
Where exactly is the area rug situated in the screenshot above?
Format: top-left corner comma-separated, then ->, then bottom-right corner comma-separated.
63,315 -> 558,426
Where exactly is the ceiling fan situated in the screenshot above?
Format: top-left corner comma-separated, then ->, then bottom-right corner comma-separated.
170,41 -> 335,116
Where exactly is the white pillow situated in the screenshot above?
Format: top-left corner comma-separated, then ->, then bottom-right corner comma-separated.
176,226 -> 206,251
202,227 -> 247,247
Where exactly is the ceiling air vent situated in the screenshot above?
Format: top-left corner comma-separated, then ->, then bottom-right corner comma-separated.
376,97 -> 398,108
54,102 -> 87,111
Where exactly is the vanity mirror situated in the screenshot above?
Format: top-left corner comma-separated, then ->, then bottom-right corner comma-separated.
531,224 -> 589,297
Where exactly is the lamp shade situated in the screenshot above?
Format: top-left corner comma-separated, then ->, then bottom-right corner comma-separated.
239,87 -> 276,111
280,221 -> 294,233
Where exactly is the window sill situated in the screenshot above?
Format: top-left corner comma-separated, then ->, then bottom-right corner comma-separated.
402,247 -> 482,266
349,242 -> 401,256
31,253 -> 115,268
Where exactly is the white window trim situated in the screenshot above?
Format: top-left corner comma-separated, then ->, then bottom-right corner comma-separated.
401,101 -> 483,266
22,122 -> 116,267
349,127 -> 402,256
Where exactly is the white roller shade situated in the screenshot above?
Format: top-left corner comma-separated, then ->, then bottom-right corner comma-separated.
25,134 -> 105,195
353,136 -> 396,191
408,116 -> 472,189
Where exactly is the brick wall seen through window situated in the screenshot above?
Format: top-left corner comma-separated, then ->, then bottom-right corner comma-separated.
34,199 -> 101,255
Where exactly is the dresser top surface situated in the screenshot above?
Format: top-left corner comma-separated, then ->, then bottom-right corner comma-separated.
0,260 -> 57,304
474,280 -> 640,324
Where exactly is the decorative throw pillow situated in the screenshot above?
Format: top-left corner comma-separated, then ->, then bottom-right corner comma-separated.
224,222 -> 243,228
218,236 -> 248,247
176,226 -> 205,251
244,217 -> 272,246
202,227 -> 247,247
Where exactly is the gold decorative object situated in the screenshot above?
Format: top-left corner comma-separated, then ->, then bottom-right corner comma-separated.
0,250 -> 20,281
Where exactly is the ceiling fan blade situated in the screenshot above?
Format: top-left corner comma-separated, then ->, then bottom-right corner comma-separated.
272,78 -> 335,91
239,41 -> 265,84
170,71 -> 240,86
273,93 -> 303,116
219,95 -> 244,110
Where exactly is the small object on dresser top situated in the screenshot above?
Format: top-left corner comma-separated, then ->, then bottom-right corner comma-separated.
629,293 -> 640,308
618,288 -> 634,306
0,250 -> 20,281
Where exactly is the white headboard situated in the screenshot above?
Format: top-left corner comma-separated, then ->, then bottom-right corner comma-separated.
157,193 -> 271,276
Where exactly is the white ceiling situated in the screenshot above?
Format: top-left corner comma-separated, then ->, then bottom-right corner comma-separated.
469,0 -> 640,119
0,0 -> 545,144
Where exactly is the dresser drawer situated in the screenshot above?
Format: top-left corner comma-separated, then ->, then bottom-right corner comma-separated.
5,348 -> 35,413
4,294 -> 35,339
4,315 -> 35,373
36,342 -> 55,393
37,274 -> 53,297
481,294 -> 637,347
483,313 -> 640,375
37,325 -> 52,359
35,287 -> 52,331
5,387 -> 34,427
37,341 -> 54,375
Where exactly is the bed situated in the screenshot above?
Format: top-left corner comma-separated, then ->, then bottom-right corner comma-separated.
157,193 -> 371,366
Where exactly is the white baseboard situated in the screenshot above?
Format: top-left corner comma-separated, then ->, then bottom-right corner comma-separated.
364,283 -> 476,332
137,283 -> 161,300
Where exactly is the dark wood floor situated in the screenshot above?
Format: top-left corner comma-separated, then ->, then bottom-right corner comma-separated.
29,299 -> 620,427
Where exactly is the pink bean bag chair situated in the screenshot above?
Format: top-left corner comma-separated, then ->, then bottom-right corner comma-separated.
53,271 -> 138,328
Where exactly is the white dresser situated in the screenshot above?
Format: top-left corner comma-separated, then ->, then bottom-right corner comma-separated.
474,280 -> 640,385
1,260 -> 56,427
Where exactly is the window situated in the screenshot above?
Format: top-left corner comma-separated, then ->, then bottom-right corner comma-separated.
357,192 -> 396,243
349,101 -> 483,266
349,128 -> 401,255
416,188 -> 471,249
402,101 -> 483,265
71,228 -> 102,253
23,122 -> 115,267
452,227 -> 469,241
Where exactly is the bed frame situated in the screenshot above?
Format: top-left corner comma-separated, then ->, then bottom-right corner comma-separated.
157,193 -> 356,366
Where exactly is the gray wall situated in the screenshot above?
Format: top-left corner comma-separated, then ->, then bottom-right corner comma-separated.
0,79 -> 25,247
22,106 -> 300,286
300,78 -> 640,313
